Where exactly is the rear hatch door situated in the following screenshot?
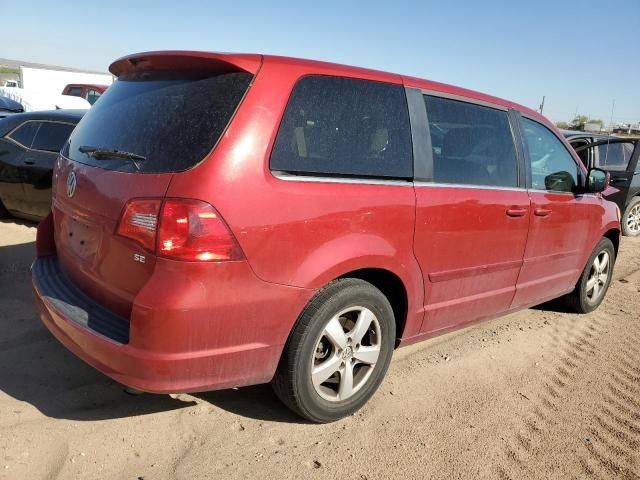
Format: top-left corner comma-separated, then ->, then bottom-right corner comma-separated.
53,52 -> 260,318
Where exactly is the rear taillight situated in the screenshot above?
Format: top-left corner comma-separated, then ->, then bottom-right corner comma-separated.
116,199 -> 161,252
158,199 -> 244,261
116,198 -> 244,262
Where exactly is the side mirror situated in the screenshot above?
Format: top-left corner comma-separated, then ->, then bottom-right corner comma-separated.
587,168 -> 610,193
545,171 -> 576,192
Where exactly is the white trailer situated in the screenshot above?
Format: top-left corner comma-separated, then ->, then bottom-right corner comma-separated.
19,66 -> 113,96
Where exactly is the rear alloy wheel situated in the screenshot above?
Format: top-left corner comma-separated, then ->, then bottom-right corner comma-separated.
622,197 -> 640,237
272,278 -> 395,423
565,237 -> 615,313
311,306 -> 382,402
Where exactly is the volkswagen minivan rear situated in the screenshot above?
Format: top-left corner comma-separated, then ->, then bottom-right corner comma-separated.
33,52 -> 314,393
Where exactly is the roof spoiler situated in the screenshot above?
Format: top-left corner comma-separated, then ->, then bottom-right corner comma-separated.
109,51 -> 263,77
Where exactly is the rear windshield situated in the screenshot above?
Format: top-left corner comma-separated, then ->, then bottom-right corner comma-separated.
64,70 -> 252,173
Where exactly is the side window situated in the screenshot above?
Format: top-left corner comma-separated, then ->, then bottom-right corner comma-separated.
270,76 -> 413,179
67,87 -> 83,97
597,142 -> 634,170
569,139 -> 591,168
521,117 -> 579,193
424,95 -> 518,187
7,121 -> 41,148
31,122 -> 75,152
87,89 -> 101,105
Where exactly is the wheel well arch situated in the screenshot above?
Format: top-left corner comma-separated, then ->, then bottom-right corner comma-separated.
603,228 -> 620,257
337,268 -> 408,344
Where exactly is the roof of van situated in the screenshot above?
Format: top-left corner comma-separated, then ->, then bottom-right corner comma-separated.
109,51 -> 544,123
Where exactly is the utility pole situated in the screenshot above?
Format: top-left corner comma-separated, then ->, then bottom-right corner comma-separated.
538,96 -> 545,114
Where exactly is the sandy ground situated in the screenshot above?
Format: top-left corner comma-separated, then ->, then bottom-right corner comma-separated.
0,219 -> 639,480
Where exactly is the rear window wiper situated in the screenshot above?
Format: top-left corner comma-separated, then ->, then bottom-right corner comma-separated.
78,146 -> 147,170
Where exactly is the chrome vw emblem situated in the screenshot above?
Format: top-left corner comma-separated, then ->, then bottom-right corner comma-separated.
66,171 -> 77,198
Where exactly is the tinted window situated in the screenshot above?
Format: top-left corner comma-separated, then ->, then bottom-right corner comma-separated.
67,87 -> 83,97
270,76 -> 413,179
66,87 -> 82,97
424,95 -> 518,187
522,118 -> 579,193
32,122 -> 75,152
65,71 -> 252,173
569,139 -> 590,168
87,89 -> 101,105
7,121 -> 41,148
597,142 -> 634,170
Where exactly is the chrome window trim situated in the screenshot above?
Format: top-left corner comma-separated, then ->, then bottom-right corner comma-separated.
5,119 -> 76,154
420,89 -> 509,112
273,173 -> 600,196
413,181 -> 527,192
528,188 -> 573,195
528,188 -> 597,197
272,171 -> 413,187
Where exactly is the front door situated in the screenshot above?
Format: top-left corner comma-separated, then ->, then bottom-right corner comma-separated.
512,116 -> 593,308
594,140 -> 638,210
413,94 -> 530,334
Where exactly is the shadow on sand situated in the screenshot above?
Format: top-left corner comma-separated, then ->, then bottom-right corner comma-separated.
0,238 -> 304,423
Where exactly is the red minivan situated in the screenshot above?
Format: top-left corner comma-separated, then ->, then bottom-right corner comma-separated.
33,51 -> 620,422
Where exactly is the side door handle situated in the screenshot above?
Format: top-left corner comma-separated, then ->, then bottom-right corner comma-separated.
506,207 -> 528,217
23,158 -> 36,165
534,208 -> 552,217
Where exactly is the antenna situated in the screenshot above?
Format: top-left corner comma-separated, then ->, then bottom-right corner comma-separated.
538,96 -> 545,114
603,99 -> 615,166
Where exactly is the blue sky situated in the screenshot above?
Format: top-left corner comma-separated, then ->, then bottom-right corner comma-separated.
2,0 -> 639,124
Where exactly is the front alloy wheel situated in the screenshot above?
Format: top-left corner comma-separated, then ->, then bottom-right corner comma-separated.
565,237 -> 615,313
623,200 -> 640,236
585,250 -> 611,305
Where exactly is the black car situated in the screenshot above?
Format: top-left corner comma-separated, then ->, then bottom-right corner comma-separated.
0,96 -> 25,119
0,109 -> 86,221
563,130 -> 640,236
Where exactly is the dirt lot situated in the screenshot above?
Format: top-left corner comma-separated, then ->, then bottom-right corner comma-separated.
0,219 -> 639,480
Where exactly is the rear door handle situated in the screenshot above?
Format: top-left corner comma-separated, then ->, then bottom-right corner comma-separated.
23,159 -> 35,165
534,208 -> 552,217
506,207 -> 528,217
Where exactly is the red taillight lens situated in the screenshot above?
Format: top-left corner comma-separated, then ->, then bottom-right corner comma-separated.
158,199 -> 244,262
117,198 -> 244,262
116,199 -> 161,252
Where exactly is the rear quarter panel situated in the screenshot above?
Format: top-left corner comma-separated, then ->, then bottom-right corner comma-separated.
165,59 -> 425,339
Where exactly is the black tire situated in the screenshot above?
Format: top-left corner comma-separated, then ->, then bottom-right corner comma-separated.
621,197 -> 640,237
0,199 -> 9,219
272,278 -> 395,423
564,237 -> 615,313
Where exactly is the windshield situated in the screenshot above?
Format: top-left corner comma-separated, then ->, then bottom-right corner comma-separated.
64,70 -> 252,173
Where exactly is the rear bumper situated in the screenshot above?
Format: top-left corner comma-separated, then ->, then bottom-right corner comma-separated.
32,255 -> 314,393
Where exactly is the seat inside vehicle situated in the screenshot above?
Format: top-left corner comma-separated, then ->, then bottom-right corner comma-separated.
434,126 -> 495,186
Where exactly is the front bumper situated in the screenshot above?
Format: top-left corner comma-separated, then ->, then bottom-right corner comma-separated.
32,255 -> 313,393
